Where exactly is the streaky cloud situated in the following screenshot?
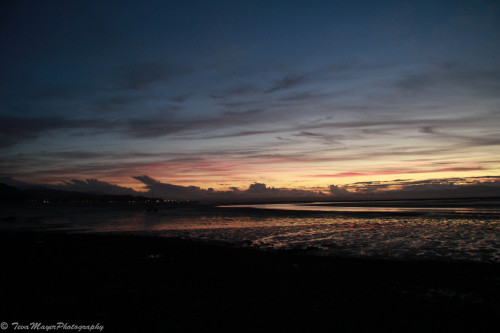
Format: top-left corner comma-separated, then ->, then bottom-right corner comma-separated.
113,61 -> 191,90
307,167 -> 485,178
265,73 -> 309,93
0,116 -> 110,148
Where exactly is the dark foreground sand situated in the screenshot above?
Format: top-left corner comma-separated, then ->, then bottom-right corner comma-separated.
1,231 -> 499,332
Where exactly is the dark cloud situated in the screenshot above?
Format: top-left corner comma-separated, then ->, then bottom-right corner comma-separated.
293,131 -> 345,144
334,176 -> 500,200
189,112 -> 489,143
94,91 -> 182,115
0,109 -> 290,145
222,109 -> 265,118
243,183 -> 327,199
94,95 -> 140,113
3,174 -> 500,202
1,149 -> 249,183
413,122 -> 500,149
279,92 -> 316,101
131,175 -> 500,202
132,175 -> 209,199
265,74 -> 309,93
395,74 -> 432,91
0,116 -> 67,136
122,117 -> 191,139
275,136 -> 298,142
132,176 -> 326,201
0,116 -> 110,148
393,180 -> 500,199
419,126 -> 436,134
44,151 -> 107,159
262,60 -> 383,96
329,185 -> 349,196
210,84 -> 260,99
391,63 -> 500,98
246,183 -> 268,193
169,94 -> 192,103
114,62 -> 191,90
279,91 -> 338,102
199,129 -> 280,139
123,108 -> 268,139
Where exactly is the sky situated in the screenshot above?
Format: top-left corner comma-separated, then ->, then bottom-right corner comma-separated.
1,0 -> 500,200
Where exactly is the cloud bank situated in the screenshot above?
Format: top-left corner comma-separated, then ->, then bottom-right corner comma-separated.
132,175 -> 327,202
0,177 -> 139,196
3,175 -> 500,202
333,176 -> 500,200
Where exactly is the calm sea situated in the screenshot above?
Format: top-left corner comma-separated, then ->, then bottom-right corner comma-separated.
2,198 -> 499,263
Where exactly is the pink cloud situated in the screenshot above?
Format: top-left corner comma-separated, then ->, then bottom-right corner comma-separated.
305,167 -> 484,178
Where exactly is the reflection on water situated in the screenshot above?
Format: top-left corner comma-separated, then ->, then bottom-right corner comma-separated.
1,199 -> 499,263
221,200 -> 500,214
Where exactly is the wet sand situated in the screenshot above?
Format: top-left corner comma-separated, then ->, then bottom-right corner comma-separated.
1,231 -> 499,332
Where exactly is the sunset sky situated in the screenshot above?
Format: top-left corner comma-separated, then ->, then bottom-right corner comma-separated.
1,0 -> 500,197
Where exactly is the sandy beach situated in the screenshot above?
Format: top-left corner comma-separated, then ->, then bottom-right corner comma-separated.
1,231 -> 499,332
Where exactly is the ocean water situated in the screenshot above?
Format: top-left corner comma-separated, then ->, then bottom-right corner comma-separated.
1,198 -> 499,263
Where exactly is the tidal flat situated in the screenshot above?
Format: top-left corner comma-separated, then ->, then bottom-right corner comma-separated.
1,230 -> 499,332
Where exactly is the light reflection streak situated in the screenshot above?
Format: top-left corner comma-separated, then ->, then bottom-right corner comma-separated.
220,202 -> 500,214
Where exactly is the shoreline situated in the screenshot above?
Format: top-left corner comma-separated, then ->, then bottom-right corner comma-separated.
1,231 -> 499,332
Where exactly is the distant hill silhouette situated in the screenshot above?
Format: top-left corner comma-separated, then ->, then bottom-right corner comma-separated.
0,183 -> 156,203
0,183 -> 28,202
